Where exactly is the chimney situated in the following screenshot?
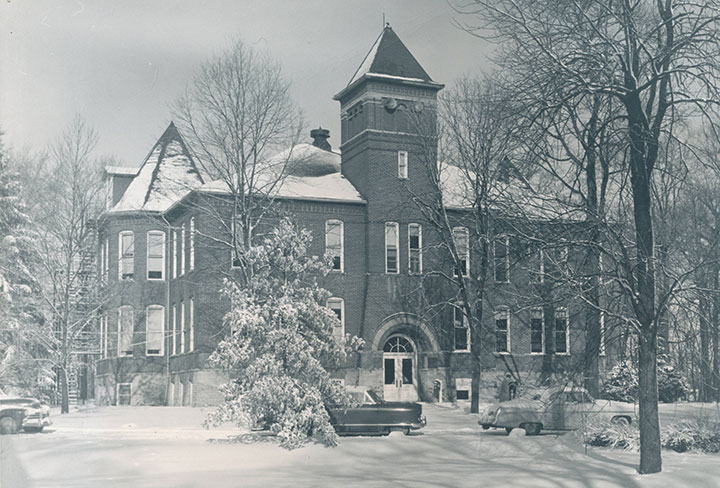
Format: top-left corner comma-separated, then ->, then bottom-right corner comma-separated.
310,127 -> 331,151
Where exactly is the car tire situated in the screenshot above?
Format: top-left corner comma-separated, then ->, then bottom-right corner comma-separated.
0,416 -> 19,435
23,426 -> 44,433
520,422 -> 542,435
611,416 -> 631,426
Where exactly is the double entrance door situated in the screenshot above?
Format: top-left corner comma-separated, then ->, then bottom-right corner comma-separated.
383,353 -> 417,402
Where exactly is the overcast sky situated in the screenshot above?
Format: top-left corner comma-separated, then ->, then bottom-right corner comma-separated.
1,1 -> 492,166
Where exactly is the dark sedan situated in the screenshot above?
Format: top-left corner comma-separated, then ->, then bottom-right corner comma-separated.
329,390 -> 426,435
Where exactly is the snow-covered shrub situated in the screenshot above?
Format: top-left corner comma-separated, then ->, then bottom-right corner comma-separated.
584,418 -> 720,453
583,418 -> 640,450
599,361 -> 638,402
600,357 -> 689,403
657,356 -> 690,403
206,218 -> 362,449
662,420 -> 720,453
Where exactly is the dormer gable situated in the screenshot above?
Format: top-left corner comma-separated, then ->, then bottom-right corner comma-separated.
109,122 -> 204,214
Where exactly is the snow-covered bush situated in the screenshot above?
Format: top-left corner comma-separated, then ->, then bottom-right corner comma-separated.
584,418 -> 720,453
657,356 -> 690,403
583,418 -> 640,450
662,420 -> 720,453
206,218 -> 362,448
599,361 -> 638,402
600,357 -> 689,403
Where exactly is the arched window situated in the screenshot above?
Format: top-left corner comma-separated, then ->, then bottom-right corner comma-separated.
383,335 -> 414,353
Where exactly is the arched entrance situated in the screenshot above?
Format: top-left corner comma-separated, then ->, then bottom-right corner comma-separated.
383,335 -> 418,402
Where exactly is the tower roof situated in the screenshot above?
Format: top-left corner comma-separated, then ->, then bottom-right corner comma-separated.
110,122 -> 204,214
348,25 -> 433,85
336,25 -> 443,100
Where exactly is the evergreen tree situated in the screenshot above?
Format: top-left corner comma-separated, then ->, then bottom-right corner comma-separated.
0,133 -> 52,398
206,218 -> 362,448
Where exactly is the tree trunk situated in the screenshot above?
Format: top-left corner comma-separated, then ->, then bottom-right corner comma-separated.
638,328 -> 661,473
712,271 -> 720,402
583,244 -> 601,397
60,363 -> 70,414
699,297 -> 711,402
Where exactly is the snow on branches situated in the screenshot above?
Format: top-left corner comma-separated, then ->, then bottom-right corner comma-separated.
206,218 -> 362,448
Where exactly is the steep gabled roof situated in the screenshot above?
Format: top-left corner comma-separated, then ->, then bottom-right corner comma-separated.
110,122 -> 204,213
347,25 -> 434,86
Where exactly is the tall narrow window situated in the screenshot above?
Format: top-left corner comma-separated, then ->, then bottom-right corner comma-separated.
172,304 -> 177,356
408,223 -> 422,274
146,231 -> 165,280
146,306 -> 164,356
530,308 -> 544,354
325,220 -> 344,272
453,304 -> 470,352
172,230 -> 178,279
189,217 -> 195,271
327,297 -> 344,338
452,227 -> 469,276
385,222 -> 399,274
495,308 -> 510,353
180,301 -> 185,354
118,231 -> 134,280
555,308 -> 569,354
189,298 -> 194,352
494,235 -> 510,282
180,224 -> 186,276
118,306 -> 134,356
534,248 -> 544,283
398,150 -> 408,179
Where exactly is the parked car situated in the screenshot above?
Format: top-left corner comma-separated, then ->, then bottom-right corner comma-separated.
329,389 -> 426,435
0,396 -> 52,433
0,406 -> 26,435
478,386 -> 635,435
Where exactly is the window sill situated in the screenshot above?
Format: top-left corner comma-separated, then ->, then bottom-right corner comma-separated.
453,350 -> 471,354
555,352 -> 571,356
530,352 -> 544,355
147,278 -> 165,282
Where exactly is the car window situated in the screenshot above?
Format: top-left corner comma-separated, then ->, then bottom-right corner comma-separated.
366,390 -> 381,404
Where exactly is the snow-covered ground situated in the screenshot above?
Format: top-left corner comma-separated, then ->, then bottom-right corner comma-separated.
1,402 -> 719,488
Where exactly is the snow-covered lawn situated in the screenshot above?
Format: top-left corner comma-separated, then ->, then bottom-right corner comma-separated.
1,403 -> 719,488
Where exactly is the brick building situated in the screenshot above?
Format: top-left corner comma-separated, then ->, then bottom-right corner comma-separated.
95,26 -> 615,406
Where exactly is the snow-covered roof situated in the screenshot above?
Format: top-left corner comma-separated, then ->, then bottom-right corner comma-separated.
439,163 -> 585,222
105,166 -> 139,176
347,26 -> 434,87
110,123 -> 204,214
199,143 -> 365,205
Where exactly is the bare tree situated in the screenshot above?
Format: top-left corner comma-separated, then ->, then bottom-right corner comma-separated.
173,38 -> 304,284
454,0 -> 720,473
30,115 -> 106,413
406,77 -> 529,413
